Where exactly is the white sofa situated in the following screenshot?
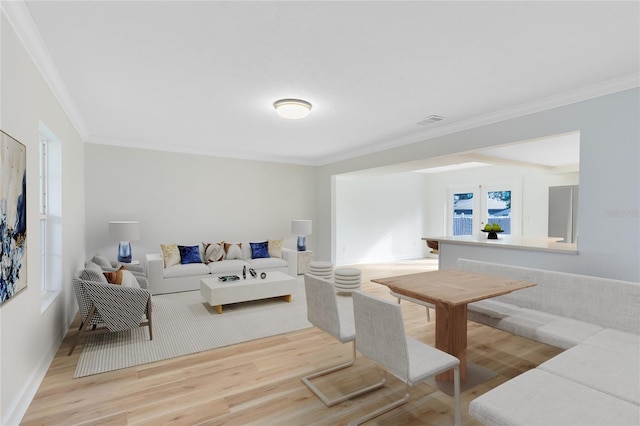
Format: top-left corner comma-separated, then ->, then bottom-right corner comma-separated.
457,259 -> 640,426
146,245 -> 297,295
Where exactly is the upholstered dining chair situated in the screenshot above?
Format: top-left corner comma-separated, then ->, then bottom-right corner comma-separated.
390,291 -> 435,321
68,262 -> 153,355
350,291 -> 460,426
302,274 -> 385,406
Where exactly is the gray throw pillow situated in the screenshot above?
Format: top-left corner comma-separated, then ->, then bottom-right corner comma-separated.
91,254 -> 112,269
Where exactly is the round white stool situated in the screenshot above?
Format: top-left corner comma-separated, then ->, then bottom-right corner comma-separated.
309,261 -> 334,280
334,267 -> 361,294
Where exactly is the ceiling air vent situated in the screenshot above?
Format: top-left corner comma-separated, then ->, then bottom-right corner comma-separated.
417,115 -> 446,125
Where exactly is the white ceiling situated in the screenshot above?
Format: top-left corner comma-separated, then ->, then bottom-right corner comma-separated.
14,1 -> 640,166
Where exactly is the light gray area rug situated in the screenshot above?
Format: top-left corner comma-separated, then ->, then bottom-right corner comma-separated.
74,277 -> 311,378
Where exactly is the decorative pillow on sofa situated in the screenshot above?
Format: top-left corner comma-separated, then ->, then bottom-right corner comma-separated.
202,241 -> 225,263
178,245 -> 202,264
250,241 -> 270,259
224,242 -> 243,260
268,239 -> 283,258
161,244 -> 181,268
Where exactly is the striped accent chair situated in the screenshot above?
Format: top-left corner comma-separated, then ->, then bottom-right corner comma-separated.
68,262 -> 153,355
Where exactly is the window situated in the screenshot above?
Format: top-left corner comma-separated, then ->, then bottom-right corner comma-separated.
448,183 -> 520,236
39,123 -> 62,312
485,190 -> 512,234
452,192 -> 474,236
39,135 -> 48,293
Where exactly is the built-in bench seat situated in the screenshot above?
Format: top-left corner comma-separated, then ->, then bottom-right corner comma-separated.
456,259 -> 640,426
461,259 -> 639,348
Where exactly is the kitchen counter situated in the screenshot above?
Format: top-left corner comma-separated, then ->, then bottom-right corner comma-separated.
423,235 -> 578,255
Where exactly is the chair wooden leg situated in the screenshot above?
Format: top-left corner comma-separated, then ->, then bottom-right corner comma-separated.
301,341 -> 386,407
68,305 -> 97,356
426,306 -> 431,322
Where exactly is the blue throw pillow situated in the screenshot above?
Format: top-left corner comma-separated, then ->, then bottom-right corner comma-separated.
178,245 -> 202,264
250,241 -> 270,259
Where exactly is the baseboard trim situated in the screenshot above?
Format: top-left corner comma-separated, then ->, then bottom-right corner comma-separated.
3,332 -> 62,425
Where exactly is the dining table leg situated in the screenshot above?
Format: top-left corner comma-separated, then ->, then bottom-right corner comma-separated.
435,304 -> 468,381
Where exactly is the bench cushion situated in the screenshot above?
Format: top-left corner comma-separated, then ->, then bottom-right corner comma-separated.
534,317 -> 603,349
469,369 -> 640,426
538,344 -> 640,405
581,328 -> 640,358
458,259 -> 640,334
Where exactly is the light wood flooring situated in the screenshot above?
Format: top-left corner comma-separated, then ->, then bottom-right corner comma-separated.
22,259 -> 562,425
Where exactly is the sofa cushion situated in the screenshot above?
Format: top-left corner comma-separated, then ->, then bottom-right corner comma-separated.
163,263 -> 210,278
247,257 -> 288,270
268,239 -> 283,258
207,259 -> 250,274
178,245 -> 202,264
202,242 -> 225,263
469,369 -> 640,426
250,241 -> 270,259
161,243 -> 181,267
538,344 -> 640,405
224,242 -> 243,260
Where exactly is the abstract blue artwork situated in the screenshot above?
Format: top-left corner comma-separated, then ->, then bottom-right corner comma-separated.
1,131 -> 27,305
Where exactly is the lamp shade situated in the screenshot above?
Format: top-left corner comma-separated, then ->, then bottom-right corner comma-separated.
108,221 -> 141,241
291,220 -> 312,235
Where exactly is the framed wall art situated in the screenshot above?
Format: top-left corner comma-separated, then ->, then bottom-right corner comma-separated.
1,130 -> 27,305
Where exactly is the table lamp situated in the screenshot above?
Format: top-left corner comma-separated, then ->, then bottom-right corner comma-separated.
291,219 -> 312,251
109,221 -> 140,263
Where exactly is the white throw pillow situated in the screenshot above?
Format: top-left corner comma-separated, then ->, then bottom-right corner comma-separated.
202,241 -> 225,263
121,270 -> 140,288
224,242 -> 243,260
161,243 -> 181,268
268,239 -> 283,258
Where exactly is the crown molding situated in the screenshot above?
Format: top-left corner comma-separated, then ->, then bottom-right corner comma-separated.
86,135 -> 318,166
316,73 -> 640,166
2,1 -> 89,141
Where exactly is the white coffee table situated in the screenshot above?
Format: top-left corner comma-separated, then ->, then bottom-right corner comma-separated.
200,271 -> 296,314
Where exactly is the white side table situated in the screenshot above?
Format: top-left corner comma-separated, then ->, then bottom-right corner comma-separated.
122,260 -> 144,273
297,250 -> 314,275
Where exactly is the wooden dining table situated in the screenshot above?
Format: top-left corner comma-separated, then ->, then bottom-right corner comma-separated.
372,269 -> 535,382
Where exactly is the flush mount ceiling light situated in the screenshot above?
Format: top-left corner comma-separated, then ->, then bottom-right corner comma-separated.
273,98 -> 312,119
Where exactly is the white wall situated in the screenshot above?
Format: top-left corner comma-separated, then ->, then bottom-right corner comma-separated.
84,144 -> 317,261
334,162 -> 579,266
1,16 -> 85,425
317,88 -> 640,281
335,172 -> 425,265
